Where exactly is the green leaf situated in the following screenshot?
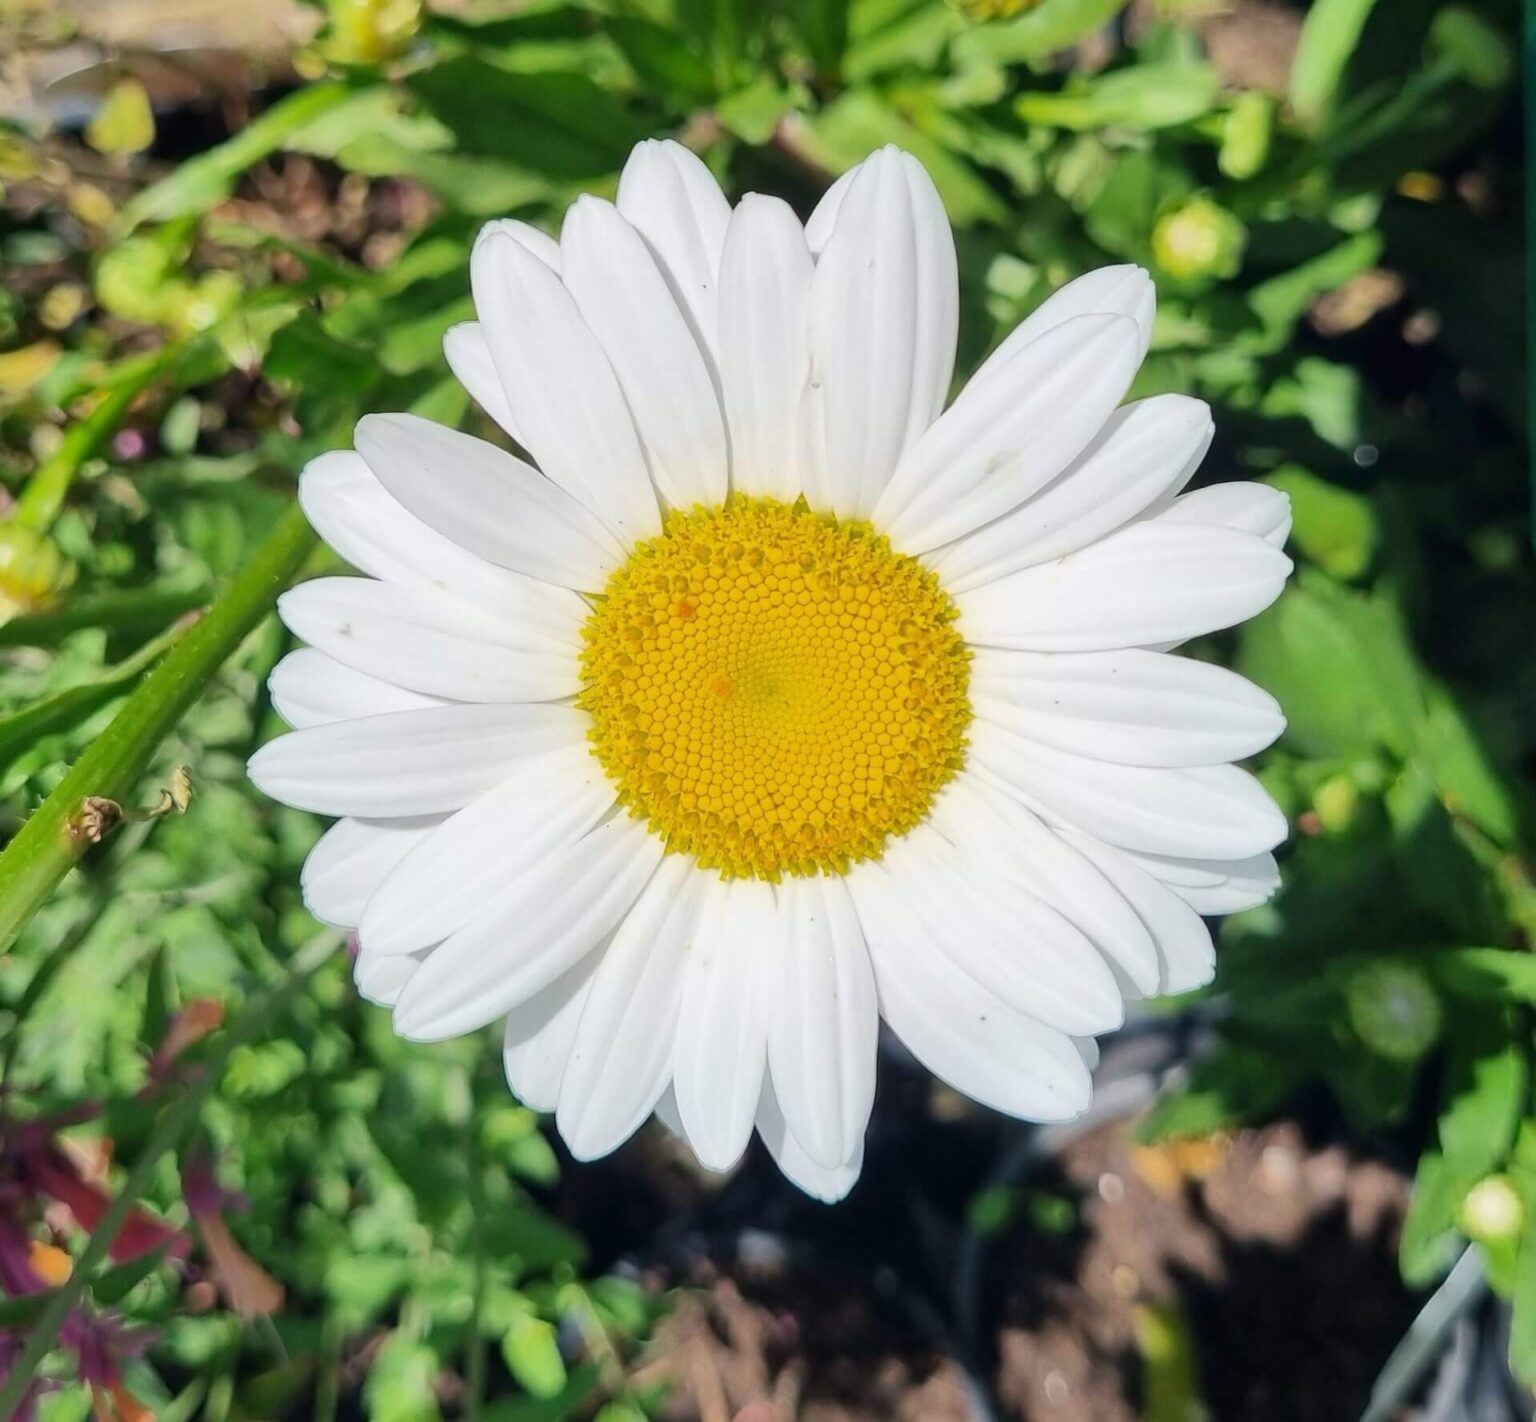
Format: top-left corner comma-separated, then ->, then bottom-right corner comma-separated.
1237,572 -> 1422,759
843,0 -> 961,82
1416,686 -> 1520,847
1510,1226 -> 1536,1383
364,1334 -> 442,1422
1015,62 -> 1220,132
1431,948 -> 1536,1005
792,0 -> 851,75
91,1244 -> 173,1306
1247,233 -> 1383,348
121,84 -> 353,228
607,16 -> 717,106
1289,0 -> 1380,124
1399,1149 -> 1465,1286
952,0 -> 1129,68
804,88 -> 1007,227
405,59 -> 644,179
715,76 -> 800,145
1437,1015 -> 1527,1192
1264,466 -> 1377,581
501,1315 -> 566,1399
482,1365 -> 598,1422
1136,1046 -> 1296,1143
1218,90 -> 1274,180
0,1289 -> 54,1328
0,604 -> 191,763
1385,762 -> 1503,940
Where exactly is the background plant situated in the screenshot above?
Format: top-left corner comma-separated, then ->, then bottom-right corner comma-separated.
0,0 -> 1526,1415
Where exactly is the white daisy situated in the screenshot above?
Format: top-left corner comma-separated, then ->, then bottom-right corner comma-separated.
249,141 -> 1292,1202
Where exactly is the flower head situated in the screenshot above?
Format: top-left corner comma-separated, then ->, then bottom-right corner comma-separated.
249,141 -> 1291,1201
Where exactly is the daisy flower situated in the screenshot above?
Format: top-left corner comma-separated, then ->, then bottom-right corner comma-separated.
248,141 -> 1291,1201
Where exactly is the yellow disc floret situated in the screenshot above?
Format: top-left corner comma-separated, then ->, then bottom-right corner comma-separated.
578,497 -> 971,880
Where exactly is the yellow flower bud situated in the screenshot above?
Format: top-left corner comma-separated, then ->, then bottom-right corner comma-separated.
0,524 -> 77,621
1152,196 -> 1247,284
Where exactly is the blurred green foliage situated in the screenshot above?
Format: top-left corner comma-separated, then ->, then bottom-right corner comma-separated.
0,0 -> 1528,1412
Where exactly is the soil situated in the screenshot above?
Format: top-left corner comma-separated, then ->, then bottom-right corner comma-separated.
606,1113 -> 1418,1421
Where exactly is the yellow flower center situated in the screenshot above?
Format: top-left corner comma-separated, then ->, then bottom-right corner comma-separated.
579,497 -> 971,880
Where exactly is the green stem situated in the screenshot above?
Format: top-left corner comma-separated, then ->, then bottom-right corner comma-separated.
0,930 -> 338,1419
0,504 -> 315,955
12,343 -> 192,532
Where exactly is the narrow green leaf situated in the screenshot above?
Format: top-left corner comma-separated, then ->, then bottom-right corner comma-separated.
0,615 -> 186,763
120,84 -> 353,229
1015,62 -> 1220,132
1289,0 -> 1379,123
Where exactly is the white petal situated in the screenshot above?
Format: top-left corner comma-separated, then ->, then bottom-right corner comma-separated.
247,703 -> 585,817
766,877 -> 878,1170
1126,848 -> 1281,915
357,744 -> 614,956
971,721 -> 1288,860
392,816 -> 664,1042
934,395 -> 1212,592
269,649 -> 439,730
355,950 -> 424,1008
1154,482 -> 1292,547
847,865 -> 1093,1121
278,577 -> 579,703
561,196 -> 728,509
756,1080 -> 863,1203
355,413 -> 624,592
474,217 -> 562,272
616,139 -> 731,357
956,522 -> 1292,652
471,230 -> 661,545
970,647 -> 1285,767
717,194 -> 813,502
452,216 -> 562,447
1061,831 -> 1217,994
876,829 -> 1123,1035
978,265 -> 1155,378
673,878 -> 776,1172
443,322 -> 520,442
502,956 -> 598,1113
301,815 -> 442,929
808,147 -> 957,517
557,857 -> 704,1159
927,774 -> 1160,996
300,449 -> 591,624
805,167 -> 857,255
876,314 -> 1141,554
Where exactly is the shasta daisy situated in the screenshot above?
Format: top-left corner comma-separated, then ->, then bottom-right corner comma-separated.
248,140 -> 1292,1201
